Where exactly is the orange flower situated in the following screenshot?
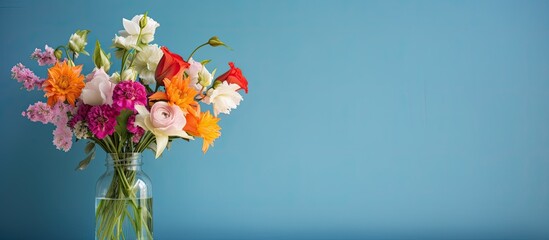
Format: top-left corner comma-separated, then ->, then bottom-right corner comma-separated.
184,110 -> 221,153
43,61 -> 85,106
150,74 -> 198,114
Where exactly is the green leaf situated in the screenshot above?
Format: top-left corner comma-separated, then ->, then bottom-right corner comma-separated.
84,141 -> 95,154
200,59 -> 211,65
115,109 -> 133,141
75,151 -> 95,171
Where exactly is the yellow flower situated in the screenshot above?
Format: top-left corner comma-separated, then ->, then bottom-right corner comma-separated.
43,61 -> 85,106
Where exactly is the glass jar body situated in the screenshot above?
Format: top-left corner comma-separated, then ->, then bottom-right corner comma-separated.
95,153 -> 153,240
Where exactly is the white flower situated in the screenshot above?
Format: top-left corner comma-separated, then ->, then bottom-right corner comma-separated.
113,14 -> 160,50
73,121 -> 89,139
185,58 -> 213,91
68,30 -> 90,57
109,72 -> 121,84
80,68 -> 115,106
134,44 -> 163,85
112,35 -> 136,51
204,82 -> 243,116
121,68 -> 137,81
135,102 -> 193,158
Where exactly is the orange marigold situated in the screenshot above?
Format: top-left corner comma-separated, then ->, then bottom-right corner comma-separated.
43,61 -> 85,106
184,110 -> 221,153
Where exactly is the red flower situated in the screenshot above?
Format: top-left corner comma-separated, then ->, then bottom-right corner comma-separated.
216,62 -> 248,93
155,46 -> 190,86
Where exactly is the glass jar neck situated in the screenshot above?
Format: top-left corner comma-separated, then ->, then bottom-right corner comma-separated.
105,153 -> 142,170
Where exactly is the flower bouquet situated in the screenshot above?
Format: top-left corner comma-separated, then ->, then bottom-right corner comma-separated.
11,13 -> 249,239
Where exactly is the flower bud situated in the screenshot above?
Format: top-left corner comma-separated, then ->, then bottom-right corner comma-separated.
208,36 -> 226,47
93,41 -> 111,72
54,49 -> 63,60
139,12 -> 148,29
69,30 -> 90,56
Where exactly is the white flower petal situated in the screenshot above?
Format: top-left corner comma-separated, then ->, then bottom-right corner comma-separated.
123,18 -> 140,35
154,134 -> 169,158
134,104 -> 149,116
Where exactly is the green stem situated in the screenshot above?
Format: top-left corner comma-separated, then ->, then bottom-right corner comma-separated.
187,42 -> 208,60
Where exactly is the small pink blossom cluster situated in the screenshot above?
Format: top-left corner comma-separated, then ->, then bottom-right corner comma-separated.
22,101 -> 75,152
10,63 -> 43,91
30,45 -> 57,66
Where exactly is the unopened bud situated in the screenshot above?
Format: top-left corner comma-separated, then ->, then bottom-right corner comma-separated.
54,49 -> 63,60
208,36 -> 225,47
139,12 -> 148,29
93,41 -> 111,72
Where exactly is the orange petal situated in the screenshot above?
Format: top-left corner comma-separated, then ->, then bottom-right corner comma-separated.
149,92 -> 168,102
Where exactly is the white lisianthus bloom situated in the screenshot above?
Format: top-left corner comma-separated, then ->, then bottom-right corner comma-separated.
135,103 -> 193,158
185,58 -> 213,91
80,68 -> 115,106
134,44 -> 163,84
204,82 -> 243,116
113,15 -> 160,50
112,35 -> 136,51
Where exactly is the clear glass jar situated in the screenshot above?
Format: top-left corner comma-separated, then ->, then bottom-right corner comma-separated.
95,153 -> 153,240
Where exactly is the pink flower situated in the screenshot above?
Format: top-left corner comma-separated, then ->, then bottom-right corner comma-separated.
68,101 -> 92,128
135,102 -> 192,158
31,45 -> 57,66
112,80 -> 147,111
22,101 -> 53,124
87,105 -> 118,139
127,114 -> 145,143
11,63 -> 44,91
51,102 -> 74,126
52,125 -> 73,152
81,68 -> 115,106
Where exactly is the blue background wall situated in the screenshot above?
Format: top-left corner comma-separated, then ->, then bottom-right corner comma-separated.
1,0 -> 549,239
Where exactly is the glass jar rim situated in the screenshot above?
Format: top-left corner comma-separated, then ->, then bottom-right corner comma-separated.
105,153 -> 142,166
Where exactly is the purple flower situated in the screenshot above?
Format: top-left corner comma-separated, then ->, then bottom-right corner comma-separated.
11,63 -> 44,91
31,45 -> 57,66
112,80 -> 147,111
87,105 -> 118,139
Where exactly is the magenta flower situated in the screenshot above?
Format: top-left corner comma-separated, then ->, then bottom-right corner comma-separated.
112,80 -> 147,111
31,45 -> 57,66
11,63 -> 44,91
68,101 -> 92,128
87,105 -> 118,139
127,114 -> 145,143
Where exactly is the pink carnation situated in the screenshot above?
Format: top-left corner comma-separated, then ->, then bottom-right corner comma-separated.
112,80 -> 147,111
31,45 -> 57,66
11,63 -> 44,91
87,105 -> 118,139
